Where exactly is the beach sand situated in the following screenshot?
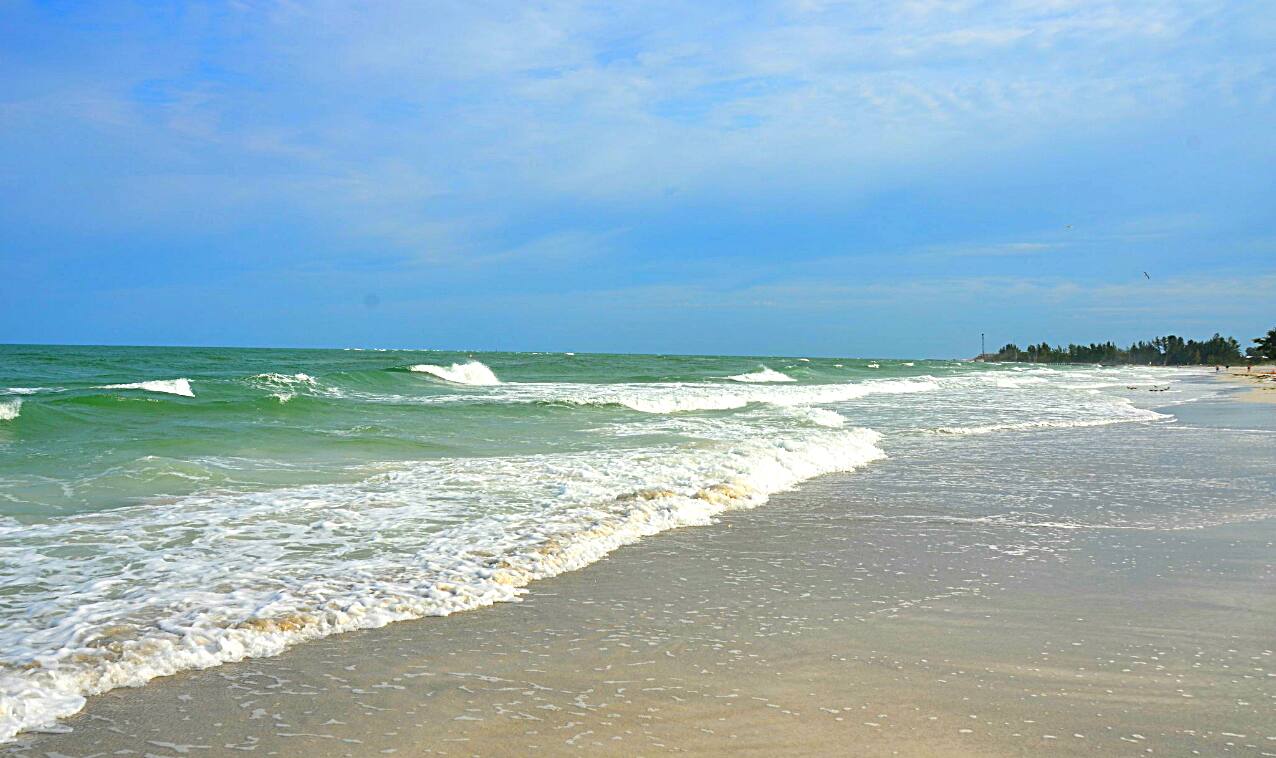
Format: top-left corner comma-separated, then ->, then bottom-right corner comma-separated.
1215,365 -> 1276,403
5,395 -> 1275,757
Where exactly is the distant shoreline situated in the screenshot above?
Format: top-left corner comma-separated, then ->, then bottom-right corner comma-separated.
980,332 -> 1261,366
1214,365 -> 1276,404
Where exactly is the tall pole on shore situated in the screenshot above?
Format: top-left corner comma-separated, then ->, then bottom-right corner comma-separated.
981,332 -> 985,358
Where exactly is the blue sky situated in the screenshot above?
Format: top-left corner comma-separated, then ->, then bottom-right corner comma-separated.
2,1 -> 1273,357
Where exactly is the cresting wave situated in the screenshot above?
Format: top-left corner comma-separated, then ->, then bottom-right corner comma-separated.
99,379 -> 195,398
409,360 -> 501,386
250,372 -> 317,386
0,400 -> 19,422
726,367 -> 795,383
0,426 -> 885,741
249,373 -> 318,403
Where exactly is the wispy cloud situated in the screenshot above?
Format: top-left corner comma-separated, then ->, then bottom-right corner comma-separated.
1,1 -> 1273,350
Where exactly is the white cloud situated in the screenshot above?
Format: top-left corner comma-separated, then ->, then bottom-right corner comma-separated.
1,0 -> 1271,251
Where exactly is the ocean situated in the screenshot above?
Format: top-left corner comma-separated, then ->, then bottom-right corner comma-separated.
0,345 -> 1220,741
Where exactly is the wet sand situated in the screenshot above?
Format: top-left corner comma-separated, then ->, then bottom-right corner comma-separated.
1216,366 -> 1276,403
6,396 -> 1275,757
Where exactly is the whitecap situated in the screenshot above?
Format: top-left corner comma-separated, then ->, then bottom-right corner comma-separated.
248,373 -> 317,403
251,373 -> 316,386
99,379 -> 195,397
409,361 -> 501,386
727,367 -> 795,383
0,399 -> 20,421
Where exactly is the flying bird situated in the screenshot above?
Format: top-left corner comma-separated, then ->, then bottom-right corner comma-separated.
1143,271 -> 1151,280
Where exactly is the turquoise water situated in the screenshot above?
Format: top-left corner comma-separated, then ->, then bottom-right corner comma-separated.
0,344 -> 1208,740
0,346 -> 987,521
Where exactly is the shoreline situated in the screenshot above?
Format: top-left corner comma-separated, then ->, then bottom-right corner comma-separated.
1213,365 -> 1276,403
7,390 -> 1275,757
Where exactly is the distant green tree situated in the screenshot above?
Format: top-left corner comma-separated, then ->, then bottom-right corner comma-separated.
982,331 -> 1244,365
1249,327 -> 1276,361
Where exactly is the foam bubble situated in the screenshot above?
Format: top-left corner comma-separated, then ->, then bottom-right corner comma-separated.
409,361 -> 501,386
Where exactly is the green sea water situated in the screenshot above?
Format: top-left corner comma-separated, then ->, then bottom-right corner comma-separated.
0,345 -> 963,521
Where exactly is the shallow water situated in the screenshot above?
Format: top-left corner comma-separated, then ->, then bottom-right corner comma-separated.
0,345 -> 1229,740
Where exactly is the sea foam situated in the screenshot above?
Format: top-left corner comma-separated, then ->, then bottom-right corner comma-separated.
404,377 -> 940,415
726,366 -> 795,383
100,379 -> 195,397
409,361 -> 501,386
929,411 -> 1169,436
0,399 -> 19,421
249,373 -> 318,403
0,424 -> 884,742
251,372 -> 317,386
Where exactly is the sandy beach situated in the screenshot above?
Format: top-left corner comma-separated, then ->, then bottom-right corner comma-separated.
1215,366 -> 1276,404
6,387 -> 1274,758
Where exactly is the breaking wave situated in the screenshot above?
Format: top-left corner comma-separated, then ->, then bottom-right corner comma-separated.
98,379 -> 195,397
727,366 -> 795,383
409,361 -> 501,386
0,399 -> 19,421
250,373 -> 317,387
399,377 -> 941,415
0,426 -> 884,741
249,373 -> 318,403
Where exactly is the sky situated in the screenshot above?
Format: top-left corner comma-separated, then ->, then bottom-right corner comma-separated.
1,1 -> 1274,357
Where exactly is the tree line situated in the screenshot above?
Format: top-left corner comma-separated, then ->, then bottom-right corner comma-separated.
986,327 -> 1276,366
